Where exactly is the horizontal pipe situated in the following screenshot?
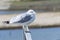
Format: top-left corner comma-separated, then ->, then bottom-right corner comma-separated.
0,12 -> 60,30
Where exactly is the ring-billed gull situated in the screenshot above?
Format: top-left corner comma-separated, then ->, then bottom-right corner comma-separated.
9,9 -> 36,25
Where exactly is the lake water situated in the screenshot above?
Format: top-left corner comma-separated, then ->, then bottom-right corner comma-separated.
0,10 -> 26,14
0,10 -> 47,14
0,27 -> 60,40
0,10 -> 60,40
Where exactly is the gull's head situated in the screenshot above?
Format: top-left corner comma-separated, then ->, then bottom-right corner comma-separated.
27,9 -> 36,14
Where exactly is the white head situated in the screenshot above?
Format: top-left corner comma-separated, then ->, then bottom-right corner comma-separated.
27,9 -> 36,14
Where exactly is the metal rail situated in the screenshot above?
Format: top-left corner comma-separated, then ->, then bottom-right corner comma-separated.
23,25 -> 32,40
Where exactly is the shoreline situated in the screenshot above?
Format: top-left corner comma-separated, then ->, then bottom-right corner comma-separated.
0,1 -> 60,11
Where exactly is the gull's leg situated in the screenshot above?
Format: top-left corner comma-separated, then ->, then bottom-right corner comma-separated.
22,25 -> 32,40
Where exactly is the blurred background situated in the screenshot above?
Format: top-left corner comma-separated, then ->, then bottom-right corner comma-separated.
0,0 -> 60,40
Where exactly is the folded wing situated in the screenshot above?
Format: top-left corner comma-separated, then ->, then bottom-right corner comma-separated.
10,14 -> 32,23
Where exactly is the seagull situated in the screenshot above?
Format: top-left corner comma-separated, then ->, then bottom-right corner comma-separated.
4,9 -> 36,25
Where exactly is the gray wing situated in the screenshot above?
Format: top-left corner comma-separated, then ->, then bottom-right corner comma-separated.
10,14 -> 32,23
16,14 -> 32,23
10,14 -> 25,23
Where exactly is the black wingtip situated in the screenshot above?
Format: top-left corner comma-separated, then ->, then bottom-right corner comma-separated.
3,21 -> 9,24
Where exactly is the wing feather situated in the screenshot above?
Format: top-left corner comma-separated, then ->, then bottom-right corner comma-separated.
10,14 -> 26,23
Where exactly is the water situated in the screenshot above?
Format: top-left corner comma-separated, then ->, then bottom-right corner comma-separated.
0,10 -> 26,14
0,27 -> 60,40
0,10 -> 47,14
31,28 -> 60,40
